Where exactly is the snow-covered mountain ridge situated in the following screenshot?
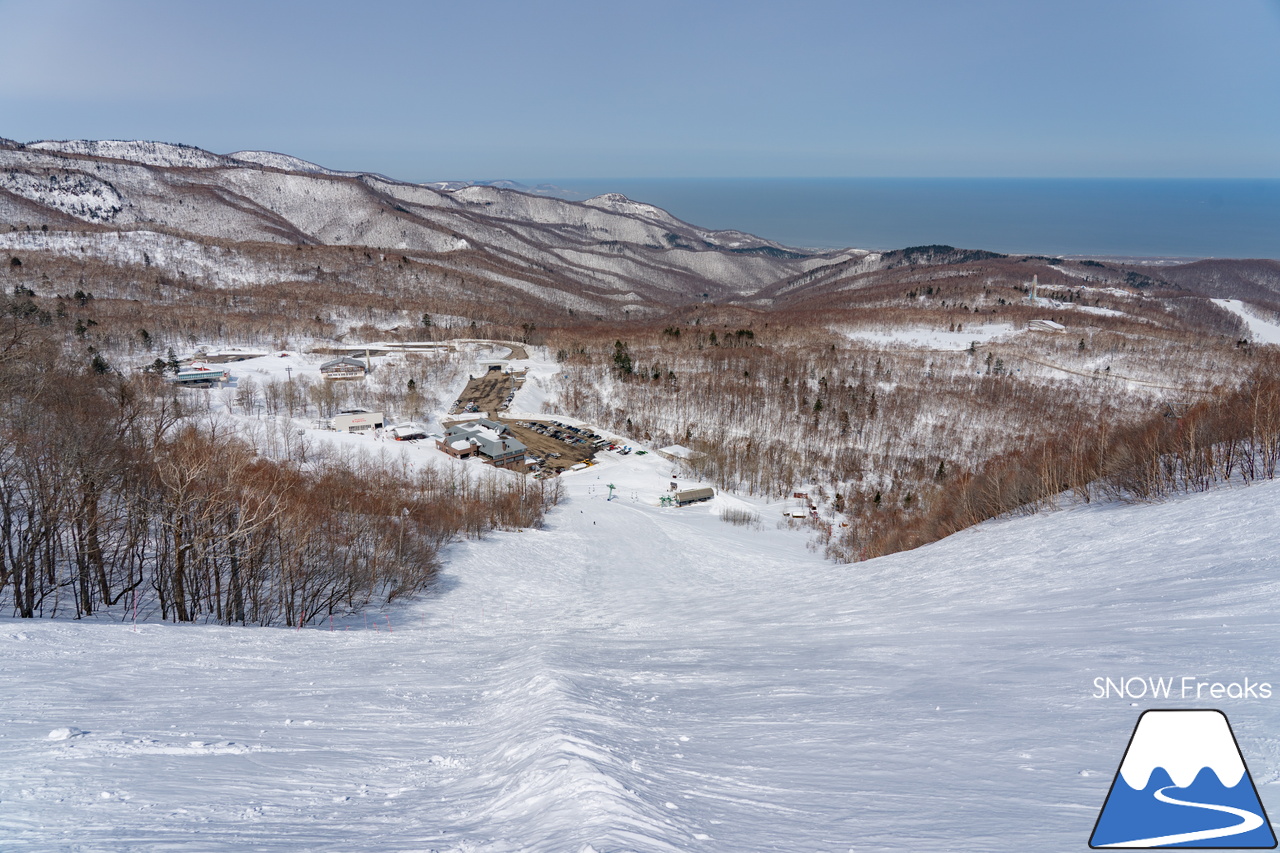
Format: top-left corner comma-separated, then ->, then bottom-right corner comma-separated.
0,139 -> 866,313
6,138 -> 1278,327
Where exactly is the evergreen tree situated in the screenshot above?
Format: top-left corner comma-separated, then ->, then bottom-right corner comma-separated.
613,340 -> 633,376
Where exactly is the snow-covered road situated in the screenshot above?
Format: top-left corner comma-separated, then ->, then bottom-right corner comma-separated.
4,450 -> 1280,851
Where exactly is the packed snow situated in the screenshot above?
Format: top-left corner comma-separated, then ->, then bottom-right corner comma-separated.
4,423 -> 1280,850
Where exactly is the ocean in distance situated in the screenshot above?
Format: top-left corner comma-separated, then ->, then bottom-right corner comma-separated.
530,178 -> 1280,261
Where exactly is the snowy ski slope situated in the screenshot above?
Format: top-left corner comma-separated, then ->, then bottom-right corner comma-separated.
3,451 -> 1280,851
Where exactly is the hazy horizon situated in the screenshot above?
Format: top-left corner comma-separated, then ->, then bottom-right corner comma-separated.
452,176 -> 1280,259
3,0 -> 1277,180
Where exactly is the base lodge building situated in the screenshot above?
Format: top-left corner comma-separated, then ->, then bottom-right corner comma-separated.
437,419 -> 527,469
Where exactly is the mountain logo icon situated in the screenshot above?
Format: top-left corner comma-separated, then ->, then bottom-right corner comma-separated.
1091,709 -> 1277,848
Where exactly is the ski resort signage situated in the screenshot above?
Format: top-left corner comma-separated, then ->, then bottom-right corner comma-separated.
1090,710 -> 1276,848
1093,676 -> 1274,701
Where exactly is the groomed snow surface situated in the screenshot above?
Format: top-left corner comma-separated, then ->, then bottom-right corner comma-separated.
5,453 -> 1280,850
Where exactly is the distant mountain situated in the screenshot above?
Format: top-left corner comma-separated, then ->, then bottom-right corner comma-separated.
1152,259 -> 1280,309
226,150 -> 342,175
26,139 -> 235,169
0,139 -> 867,316
451,180 -> 581,197
1,139 -> 1272,321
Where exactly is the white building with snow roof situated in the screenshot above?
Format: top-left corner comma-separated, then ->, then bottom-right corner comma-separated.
320,356 -> 369,380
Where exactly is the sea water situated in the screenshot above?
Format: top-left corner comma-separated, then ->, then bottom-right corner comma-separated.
533,178 -> 1280,260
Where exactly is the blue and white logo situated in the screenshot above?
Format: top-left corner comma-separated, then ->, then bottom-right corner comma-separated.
1091,709 -> 1276,848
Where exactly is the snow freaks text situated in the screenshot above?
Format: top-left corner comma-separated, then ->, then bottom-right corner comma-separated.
1093,677 -> 1273,701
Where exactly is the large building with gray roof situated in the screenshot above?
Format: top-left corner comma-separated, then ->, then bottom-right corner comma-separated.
437,419 -> 527,469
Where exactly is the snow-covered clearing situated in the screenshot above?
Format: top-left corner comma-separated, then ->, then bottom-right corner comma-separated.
5,444 -> 1280,851
840,323 -> 1015,351
1212,298 -> 1280,345
1075,304 -> 1126,318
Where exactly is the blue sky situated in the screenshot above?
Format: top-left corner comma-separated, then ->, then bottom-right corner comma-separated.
2,0 -> 1277,181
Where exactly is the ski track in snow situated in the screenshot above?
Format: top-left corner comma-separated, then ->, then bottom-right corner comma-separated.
4,454 -> 1280,851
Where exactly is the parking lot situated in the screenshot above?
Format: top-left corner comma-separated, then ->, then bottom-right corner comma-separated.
496,417 -> 623,473
445,373 -> 633,474
450,370 -> 524,415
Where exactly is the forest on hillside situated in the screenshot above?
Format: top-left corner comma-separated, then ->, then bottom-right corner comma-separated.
3,235 -> 1280,622
541,285 -> 1280,561
0,299 -> 558,624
